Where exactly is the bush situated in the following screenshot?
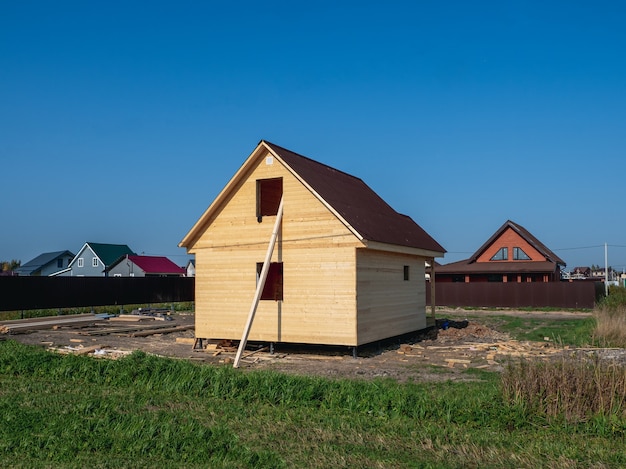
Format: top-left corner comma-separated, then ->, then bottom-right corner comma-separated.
599,285 -> 626,310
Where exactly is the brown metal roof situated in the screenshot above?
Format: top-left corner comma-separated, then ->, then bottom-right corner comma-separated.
264,141 -> 445,254
436,259 -> 560,275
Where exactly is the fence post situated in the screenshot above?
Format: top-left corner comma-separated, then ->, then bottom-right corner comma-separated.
430,258 -> 436,321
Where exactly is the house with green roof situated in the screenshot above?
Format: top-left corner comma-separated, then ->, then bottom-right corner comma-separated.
51,242 -> 135,277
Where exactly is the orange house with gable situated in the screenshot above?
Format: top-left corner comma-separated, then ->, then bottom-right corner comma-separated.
434,220 -> 565,283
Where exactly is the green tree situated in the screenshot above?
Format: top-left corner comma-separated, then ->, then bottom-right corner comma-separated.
1,260 -> 21,271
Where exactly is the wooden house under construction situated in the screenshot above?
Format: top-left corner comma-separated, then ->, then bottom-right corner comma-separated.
179,140 -> 445,348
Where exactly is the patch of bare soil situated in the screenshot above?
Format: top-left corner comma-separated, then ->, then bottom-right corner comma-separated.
6,309 -> 620,383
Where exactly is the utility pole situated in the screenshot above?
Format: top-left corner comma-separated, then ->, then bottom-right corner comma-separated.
605,242 -> 609,296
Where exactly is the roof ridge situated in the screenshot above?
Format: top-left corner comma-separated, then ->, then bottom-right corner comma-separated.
262,140 -> 366,184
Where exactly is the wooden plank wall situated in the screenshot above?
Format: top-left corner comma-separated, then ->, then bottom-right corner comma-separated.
192,153 -> 364,346
356,249 -> 427,345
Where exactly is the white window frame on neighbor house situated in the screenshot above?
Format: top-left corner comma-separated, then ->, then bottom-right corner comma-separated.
92,257 -> 99,267
77,258 -> 84,268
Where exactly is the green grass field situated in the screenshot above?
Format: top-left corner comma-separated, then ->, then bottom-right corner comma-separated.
1,335 -> 624,468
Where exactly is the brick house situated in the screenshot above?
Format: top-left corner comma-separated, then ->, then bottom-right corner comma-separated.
434,220 -> 565,283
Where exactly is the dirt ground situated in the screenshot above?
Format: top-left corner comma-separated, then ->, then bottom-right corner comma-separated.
2,308 -> 622,382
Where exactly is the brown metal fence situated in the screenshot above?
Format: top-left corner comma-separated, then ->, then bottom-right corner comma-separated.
0,277 -> 194,312
426,281 -> 604,309
1,277 -> 602,312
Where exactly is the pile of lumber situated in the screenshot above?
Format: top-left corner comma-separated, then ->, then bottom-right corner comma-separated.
0,314 -> 102,334
0,313 -> 192,338
397,339 -> 563,368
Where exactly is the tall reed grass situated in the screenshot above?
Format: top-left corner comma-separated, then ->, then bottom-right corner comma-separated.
594,286 -> 626,349
501,357 -> 626,426
594,304 -> 626,348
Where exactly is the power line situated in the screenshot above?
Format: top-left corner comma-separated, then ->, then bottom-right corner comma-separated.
553,245 -> 604,251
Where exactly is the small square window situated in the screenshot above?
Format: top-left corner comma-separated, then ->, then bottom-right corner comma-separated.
77,258 -> 84,268
92,258 -> 99,267
403,265 -> 410,281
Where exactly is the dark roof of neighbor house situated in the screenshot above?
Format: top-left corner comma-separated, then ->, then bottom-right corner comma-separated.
435,259 -> 561,275
128,255 -> 185,275
469,220 -> 565,266
87,243 -> 135,267
264,141 -> 445,253
15,250 -> 74,275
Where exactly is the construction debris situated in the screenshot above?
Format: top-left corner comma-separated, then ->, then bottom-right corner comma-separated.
1,313 -> 189,338
175,337 -> 196,345
395,338 -> 563,369
0,314 -> 103,334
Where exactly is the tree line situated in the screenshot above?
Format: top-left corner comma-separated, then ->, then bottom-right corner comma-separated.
1,260 -> 21,272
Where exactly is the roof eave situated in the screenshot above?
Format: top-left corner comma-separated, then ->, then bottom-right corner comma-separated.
363,240 -> 445,258
180,141 -> 271,249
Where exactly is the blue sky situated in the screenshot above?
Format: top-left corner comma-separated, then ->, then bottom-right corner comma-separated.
2,1 -> 625,270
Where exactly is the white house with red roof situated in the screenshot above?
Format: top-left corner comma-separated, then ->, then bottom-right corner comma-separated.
106,255 -> 185,277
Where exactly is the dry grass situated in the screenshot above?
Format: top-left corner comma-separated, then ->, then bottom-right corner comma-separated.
593,304 -> 626,348
501,357 -> 626,423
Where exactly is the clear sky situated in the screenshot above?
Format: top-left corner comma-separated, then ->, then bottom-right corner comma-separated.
2,1 -> 625,270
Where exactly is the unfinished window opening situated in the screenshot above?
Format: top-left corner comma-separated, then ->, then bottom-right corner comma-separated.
256,178 -> 283,222
403,265 -> 410,281
256,262 -> 283,301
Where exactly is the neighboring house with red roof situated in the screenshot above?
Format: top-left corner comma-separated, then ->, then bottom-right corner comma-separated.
106,255 -> 185,277
180,140 -> 445,348
434,220 -> 565,283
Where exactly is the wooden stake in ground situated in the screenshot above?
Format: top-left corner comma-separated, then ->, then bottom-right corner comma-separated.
233,197 -> 284,368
